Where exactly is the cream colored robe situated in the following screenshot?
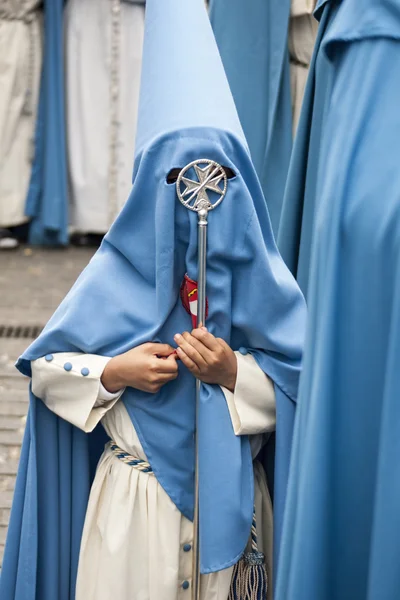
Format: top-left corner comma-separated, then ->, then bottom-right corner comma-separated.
0,1 -> 42,227
65,0 -> 145,234
32,351 -> 276,600
289,0 -> 318,135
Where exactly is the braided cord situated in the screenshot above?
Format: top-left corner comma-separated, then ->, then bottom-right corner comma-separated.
110,442 -> 154,474
251,508 -> 258,552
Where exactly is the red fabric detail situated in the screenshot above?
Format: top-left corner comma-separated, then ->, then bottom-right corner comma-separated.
180,274 -> 208,328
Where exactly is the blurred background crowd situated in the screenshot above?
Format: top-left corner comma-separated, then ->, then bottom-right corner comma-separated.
0,0 -> 317,251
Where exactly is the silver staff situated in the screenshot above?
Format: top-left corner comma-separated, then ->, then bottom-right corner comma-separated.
176,159 -> 228,600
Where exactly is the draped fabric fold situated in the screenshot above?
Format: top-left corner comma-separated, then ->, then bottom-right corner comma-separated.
276,1 -> 400,597
277,3 -> 332,298
0,1 -> 42,229
209,0 -> 292,235
25,0 -> 68,246
0,391 -> 95,599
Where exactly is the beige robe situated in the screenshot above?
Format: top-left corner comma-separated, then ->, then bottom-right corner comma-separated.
0,1 -> 42,227
32,351 -> 276,600
289,0 -> 318,135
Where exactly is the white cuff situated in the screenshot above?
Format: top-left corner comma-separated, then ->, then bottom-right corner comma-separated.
31,353 -> 123,433
97,382 -> 125,404
221,352 -> 276,436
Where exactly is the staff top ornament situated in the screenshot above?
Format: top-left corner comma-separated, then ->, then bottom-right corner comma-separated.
176,159 -> 228,212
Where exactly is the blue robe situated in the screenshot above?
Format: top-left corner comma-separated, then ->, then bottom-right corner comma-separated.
209,0 -> 293,235
25,0 -> 68,246
276,1 -> 400,598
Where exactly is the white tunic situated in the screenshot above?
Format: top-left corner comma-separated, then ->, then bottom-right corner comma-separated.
289,0 -> 318,135
32,351 -> 276,600
0,1 -> 42,227
65,0 -> 144,234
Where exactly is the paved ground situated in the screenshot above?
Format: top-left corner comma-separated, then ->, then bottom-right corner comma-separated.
0,246 -> 95,565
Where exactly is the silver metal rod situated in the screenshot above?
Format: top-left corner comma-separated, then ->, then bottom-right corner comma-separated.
175,159 -> 227,599
191,378 -> 201,600
197,209 -> 208,328
192,208 -> 208,600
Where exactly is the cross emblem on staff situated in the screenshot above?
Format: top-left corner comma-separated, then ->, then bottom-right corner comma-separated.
176,159 -> 228,212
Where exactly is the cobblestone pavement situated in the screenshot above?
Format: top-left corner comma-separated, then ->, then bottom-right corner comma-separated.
0,246 -> 95,565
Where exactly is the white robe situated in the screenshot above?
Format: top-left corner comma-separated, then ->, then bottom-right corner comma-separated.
289,0 -> 318,135
0,1 -> 42,227
31,351 -> 276,600
65,0 -> 144,234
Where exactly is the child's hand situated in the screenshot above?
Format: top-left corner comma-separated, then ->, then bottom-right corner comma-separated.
174,328 -> 237,392
101,343 -> 179,394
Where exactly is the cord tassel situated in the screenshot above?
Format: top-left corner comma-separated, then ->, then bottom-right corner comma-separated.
228,509 -> 268,600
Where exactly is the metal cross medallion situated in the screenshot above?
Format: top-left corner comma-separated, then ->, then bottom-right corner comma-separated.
176,159 -> 227,213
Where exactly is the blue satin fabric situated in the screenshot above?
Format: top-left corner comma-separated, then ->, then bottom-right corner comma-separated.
0,391 -> 91,599
277,4 -> 332,298
2,0 -> 305,594
210,0 -> 292,235
25,0 -> 68,246
276,1 -> 400,598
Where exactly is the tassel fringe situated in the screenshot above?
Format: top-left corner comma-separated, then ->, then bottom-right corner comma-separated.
228,509 -> 268,599
228,552 -> 268,600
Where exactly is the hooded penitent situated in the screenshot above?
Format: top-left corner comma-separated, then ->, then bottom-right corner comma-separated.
1,0 -> 305,597
276,1 -> 400,598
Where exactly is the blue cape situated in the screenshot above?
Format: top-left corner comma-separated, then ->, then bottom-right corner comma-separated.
276,1 -> 400,598
25,0 -> 68,246
1,0 -> 305,596
210,0 -> 293,235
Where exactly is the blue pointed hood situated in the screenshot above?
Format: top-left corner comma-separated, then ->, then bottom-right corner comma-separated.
135,0 -> 247,158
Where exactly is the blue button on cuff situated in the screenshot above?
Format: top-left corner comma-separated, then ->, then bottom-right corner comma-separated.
45,354 -> 53,362
182,581 -> 190,590
239,347 -> 248,356
81,367 -> 90,377
183,544 -> 192,552
63,362 -> 73,372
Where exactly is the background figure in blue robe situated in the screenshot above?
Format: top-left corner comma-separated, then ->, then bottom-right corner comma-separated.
276,1 -> 400,598
25,0 -> 68,246
209,0 -> 292,235
277,0 -> 333,298
209,0 -> 318,235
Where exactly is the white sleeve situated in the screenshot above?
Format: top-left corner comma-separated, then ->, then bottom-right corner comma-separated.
31,353 -> 124,433
221,351 -> 276,436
